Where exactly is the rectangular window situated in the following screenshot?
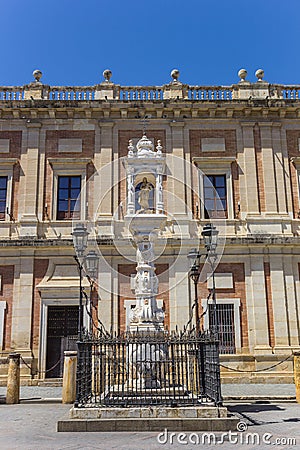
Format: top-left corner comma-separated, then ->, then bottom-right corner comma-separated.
204,175 -> 227,219
57,176 -> 81,220
209,303 -> 235,354
0,177 -> 7,220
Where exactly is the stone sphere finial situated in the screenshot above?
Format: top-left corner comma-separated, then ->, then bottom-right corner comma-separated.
103,69 -> 112,82
33,70 -> 42,83
238,68 -> 247,82
171,69 -> 180,82
255,69 -> 264,82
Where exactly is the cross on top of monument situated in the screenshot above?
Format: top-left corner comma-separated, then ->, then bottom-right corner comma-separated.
140,115 -> 151,135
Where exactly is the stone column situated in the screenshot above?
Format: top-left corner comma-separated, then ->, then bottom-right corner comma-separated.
259,123 -> 278,214
269,255 -> 290,350
169,122 -> 186,215
244,255 -> 271,353
127,169 -> 135,215
172,256 -> 190,330
62,351 -> 77,404
272,123 -> 287,214
280,127 -> 294,216
241,123 -> 259,214
6,353 -> 20,404
155,171 -> 163,213
10,254 -> 34,362
96,122 -> 114,234
236,126 -> 247,219
283,255 -> 299,346
19,121 -> 42,237
130,240 -> 164,331
97,255 -> 114,331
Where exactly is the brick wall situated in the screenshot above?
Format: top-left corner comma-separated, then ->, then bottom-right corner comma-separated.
32,259 -> 49,353
0,265 -> 14,350
0,131 -> 22,159
44,130 -> 95,219
0,131 -> 22,219
197,262 -> 248,350
189,129 -> 239,217
286,130 -> 300,217
189,129 -> 237,158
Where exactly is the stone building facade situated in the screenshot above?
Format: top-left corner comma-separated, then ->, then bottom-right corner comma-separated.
0,68 -> 299,383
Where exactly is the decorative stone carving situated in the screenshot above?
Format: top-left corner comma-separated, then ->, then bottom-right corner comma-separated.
238,69 -> 247,82
137,177 -> 153,211
255,69 -> 264,82
128,139 -> 135,157
103,69 -> 112,82
32,70 -> 42,83
136,135 -> 156,158
171,69 -> 180,83
156,140 -> 162,156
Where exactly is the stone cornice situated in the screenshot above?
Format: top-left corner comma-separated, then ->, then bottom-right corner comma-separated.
0,235 -> 299,248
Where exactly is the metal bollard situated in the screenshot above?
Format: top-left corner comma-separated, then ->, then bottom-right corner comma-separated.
294,351 -> 300,403
6,353 -> 20,404
62,350 -> 77,404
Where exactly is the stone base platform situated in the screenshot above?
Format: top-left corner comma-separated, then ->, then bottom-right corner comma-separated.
57,406 -> 240,432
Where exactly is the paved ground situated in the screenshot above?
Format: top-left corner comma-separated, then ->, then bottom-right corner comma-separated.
0,401 -> 300,449
0,383 -> 296,401
0,384 -> 298,449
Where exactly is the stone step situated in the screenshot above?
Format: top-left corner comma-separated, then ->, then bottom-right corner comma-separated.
57,416 -> 240,432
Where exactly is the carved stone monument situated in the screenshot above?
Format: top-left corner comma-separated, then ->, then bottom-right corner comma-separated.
123,134 -> 167,333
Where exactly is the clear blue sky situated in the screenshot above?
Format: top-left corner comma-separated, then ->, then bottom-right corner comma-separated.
0,0 -> 299,87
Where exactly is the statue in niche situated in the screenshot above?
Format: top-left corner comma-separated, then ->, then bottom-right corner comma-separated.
137,177 -> 153,211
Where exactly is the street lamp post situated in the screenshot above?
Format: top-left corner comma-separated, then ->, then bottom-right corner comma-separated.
187,248 -> 201,334
72,223 -> 98,340
85,250 -> 99,333
201,224 -> 219,337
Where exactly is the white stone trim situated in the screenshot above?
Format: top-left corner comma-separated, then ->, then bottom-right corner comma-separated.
194,157 -> 235,220
201,137 -> 225,152
0,301 -> 7,349
37,260 -> 89,376
201,297 -> 241,351
48,158 -> 91,221
58,138 -> 82,153
207,273 -> 233,289
0,158 -> 18,221
0,139 -> 10,153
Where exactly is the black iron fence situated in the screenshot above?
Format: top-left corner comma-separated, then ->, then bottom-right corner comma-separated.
75,330 -> 222,408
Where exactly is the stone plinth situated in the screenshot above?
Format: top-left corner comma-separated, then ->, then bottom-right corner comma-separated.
57,405 -> 239,432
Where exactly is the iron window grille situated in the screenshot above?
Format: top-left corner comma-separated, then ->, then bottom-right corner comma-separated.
209,303 -> 236,354
0,177 -> 7,220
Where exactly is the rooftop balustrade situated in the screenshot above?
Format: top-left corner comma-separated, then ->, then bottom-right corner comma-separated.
0,69 -> 299,102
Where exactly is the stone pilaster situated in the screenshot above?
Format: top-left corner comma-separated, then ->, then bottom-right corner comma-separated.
269,255 -> 290,350
245,255 -> 271,353
96,121 -> 114,235
10,254 -> 34,358
259,123 -> 278,214
283,255 -> 300,346
19,121 -> 42,237
241,123 -> 259,215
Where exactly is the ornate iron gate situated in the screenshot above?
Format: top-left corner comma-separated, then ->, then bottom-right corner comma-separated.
75,330 -> 222,408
